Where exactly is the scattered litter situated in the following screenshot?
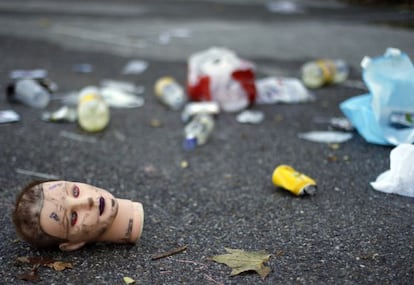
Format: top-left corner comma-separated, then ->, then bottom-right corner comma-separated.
341,79 -> 368,90
149,118 -> 163,128
255,77 -> 313,104
77,86 -> 110,132
101,79 -> 144,95
301,59 -> 349,88
272,164 -> 317,196
7,79 -> 51,108
9,69 -> 47,80
0,110 -> 20,124
313,116 -> 354,131
266,1 -> 304,14
183,114 -> 215,151
154,77 -> 186,110
101,86 -> 144,108
15,168 -> 59,180
158,28 -> 191,45
298,131 -> 353,143
181,101 -> 220,123
72,63 -> 93,73
151,245 -> 188,260
16,256 -> 73,282
123,277 -> 136,285
212,248 -> 271,279
122,60 -> 148,74
180,160 -> 189,168
187,47 -> 257,112
60,130 -> 98,143
371,144 -> 414,198
55,90 -> 80,106
113,130 -> 126,141
340,48 -> 414,145
42,106 -> 77,122
389,112 -> 414,128
236,110 -> 264,124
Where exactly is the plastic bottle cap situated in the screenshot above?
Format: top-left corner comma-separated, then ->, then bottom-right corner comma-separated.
360,56 -> 371,69
183,137 -> 197,151
385,47 -> 401,57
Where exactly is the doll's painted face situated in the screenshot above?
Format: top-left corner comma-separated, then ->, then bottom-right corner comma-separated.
39,181 -> 118,250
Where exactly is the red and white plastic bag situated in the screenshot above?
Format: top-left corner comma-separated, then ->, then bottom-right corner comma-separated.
187,47 -> 257,112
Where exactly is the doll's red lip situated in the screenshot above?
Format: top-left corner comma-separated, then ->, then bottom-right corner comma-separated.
99,197 -> 105,216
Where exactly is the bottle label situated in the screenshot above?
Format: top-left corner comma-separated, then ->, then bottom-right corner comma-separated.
316,60 -> 335,84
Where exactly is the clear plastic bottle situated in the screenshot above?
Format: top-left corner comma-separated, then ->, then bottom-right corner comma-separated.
183,114 -> 214,150
12,78 -> 51,108
301,59 -> 349,88
77,86 -> 110,132
154,76 -> 186,110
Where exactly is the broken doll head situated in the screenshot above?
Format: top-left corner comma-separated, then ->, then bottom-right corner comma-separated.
12,180 -> 144,251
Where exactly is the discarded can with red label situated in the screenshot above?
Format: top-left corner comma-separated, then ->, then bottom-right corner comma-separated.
187,47 -> 257,112
272,165 -> 317,196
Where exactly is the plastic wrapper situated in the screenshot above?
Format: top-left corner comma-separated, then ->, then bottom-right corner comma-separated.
187,47 -> 257,112
370,144 -> 414,198
297,131 -> 353,144
255,77 -> 313,104
340,48 -> 414,145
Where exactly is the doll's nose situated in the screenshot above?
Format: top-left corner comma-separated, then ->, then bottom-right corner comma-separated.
65,197 -> 94,209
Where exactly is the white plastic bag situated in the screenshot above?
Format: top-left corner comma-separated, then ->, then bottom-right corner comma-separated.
370,144 -> 414,197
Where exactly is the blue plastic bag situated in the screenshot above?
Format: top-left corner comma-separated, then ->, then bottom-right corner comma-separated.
340,48 -> 414,145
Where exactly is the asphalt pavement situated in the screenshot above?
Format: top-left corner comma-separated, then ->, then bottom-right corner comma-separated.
0,0 -> 413,284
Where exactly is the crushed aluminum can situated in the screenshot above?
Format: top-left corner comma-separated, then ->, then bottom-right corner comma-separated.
181,101 -> 220,123
272,165 -> 317,196
236,110 -> 264,124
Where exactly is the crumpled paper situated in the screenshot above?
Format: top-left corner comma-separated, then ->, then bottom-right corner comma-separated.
370,144 -> 414,197
340,48 -> 414,145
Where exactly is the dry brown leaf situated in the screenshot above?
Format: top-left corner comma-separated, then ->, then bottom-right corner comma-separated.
47,261 -> 73,271
212,248 -> 271,279
17,256 -> 73,271
17,265 -> 40,282
17,256 -> 55,266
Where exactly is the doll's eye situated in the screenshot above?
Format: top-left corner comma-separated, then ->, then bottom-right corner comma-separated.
73,186 -> 80,198
70,212 -> 78,226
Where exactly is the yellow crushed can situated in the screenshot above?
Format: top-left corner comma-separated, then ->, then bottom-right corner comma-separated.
272,165 -> 317,196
